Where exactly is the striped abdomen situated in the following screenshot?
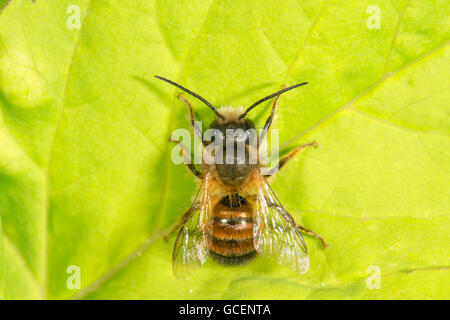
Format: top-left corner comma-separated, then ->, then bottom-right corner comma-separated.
209,194 -> 257,265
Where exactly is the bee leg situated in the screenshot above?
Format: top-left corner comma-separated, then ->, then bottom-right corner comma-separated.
177,93 -> 204,144
263,141 -> 318,176
259,89 -> 283,143
169,137 -> 202,178
268,201 -> 327,248
296,224 -> 327,248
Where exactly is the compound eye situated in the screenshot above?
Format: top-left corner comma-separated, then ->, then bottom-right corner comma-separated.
209,120 -> 219,129
245,129 -> 257,142
244,119 -> 255,130
207,128 -> 223,143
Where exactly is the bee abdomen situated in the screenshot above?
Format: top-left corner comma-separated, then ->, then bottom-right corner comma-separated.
212,217 -> 253,240
210,194 -> 257,265
210,248 -> 257,265
209,217 -> 257,265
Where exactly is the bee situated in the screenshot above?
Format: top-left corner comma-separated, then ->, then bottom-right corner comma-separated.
155,75 -> 326,278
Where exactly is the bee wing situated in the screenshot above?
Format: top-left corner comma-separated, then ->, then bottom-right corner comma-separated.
172,172 -> 213,279
253,174 -> 309,274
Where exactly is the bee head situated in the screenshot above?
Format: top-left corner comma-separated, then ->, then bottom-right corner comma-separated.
207,108 -> 258,186
208,107 -> 255,134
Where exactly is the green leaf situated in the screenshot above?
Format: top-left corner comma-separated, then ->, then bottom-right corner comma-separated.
0,0 -> 449,299
0,217 -> 5,299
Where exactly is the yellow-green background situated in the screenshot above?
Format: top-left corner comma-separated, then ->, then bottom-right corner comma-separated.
0,0 -> 449,299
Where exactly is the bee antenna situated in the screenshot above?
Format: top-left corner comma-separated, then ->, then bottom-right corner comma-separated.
154,75 -> 225,120
238,82 -> 308,119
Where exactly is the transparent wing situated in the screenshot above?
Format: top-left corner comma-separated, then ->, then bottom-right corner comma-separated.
172,172 -> 213,279
253,174 -> 309,274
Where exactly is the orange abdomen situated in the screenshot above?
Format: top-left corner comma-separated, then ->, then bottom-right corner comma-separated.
209,195 -> 257,264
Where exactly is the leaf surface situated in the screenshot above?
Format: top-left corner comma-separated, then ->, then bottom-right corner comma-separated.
0,0 -> 448,299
